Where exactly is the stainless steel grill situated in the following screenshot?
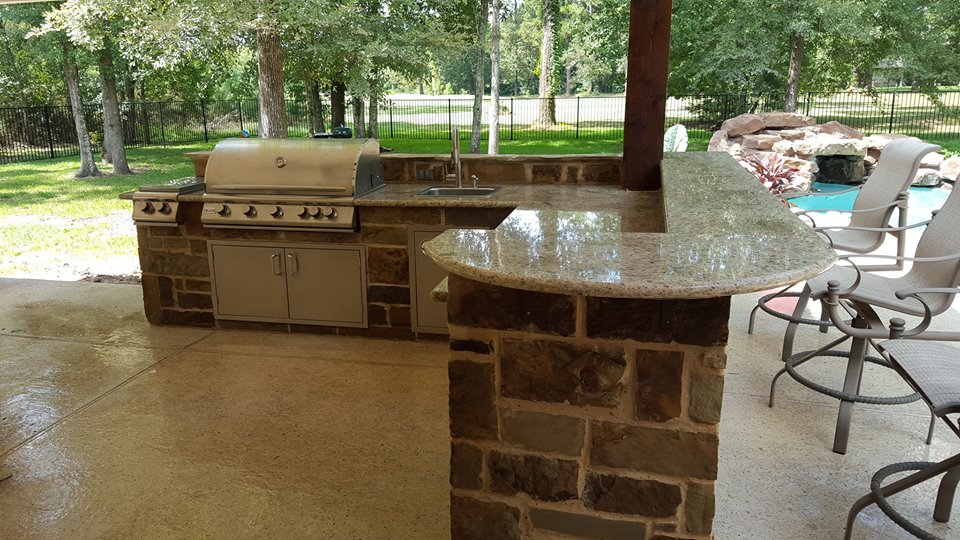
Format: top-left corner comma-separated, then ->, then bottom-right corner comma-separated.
200,137 -> 384,231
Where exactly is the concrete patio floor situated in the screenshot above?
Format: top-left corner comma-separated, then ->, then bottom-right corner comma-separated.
1,277 -> 959,539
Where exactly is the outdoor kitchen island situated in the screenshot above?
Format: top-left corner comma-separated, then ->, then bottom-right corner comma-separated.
421,152 -> 836,539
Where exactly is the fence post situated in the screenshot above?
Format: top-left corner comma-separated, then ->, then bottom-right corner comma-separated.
201,99 -> 209,142
510,98 -> 514,141
158,102 -> 167,146
575,97 -> 581,139
389,100 -> 394,138
448,98 -> 453,140
722,95 -> 730,122
887,92 -> 897,133
43,105 -> 55,159
237,100 -> 244,133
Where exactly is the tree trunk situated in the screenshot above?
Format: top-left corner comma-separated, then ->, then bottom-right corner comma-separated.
331,80 -> 347,127
0,18 -> 27,105
489,0 -> 502,155
784,32 -> 804,113
352,96 -> 366,139
139,78 -> 151,144
537,0 -> 556,126
98,44 -> 132,174
565,64 -> 573,96
63,40 -> 100,178
419,80 -> 425,94
256,28 -> 287,138
306,78 -> 324,134
122,68 -> 135,144
470,0 -> 489,153
368,83 -> 379,138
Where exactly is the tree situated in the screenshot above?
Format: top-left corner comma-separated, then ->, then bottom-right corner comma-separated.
537,0 -> 558,126
470,0 -> 489,153
62,39 -> 100,178
256,27 -> 287,138
489,0 -> 502,155
98,40 -> 132,173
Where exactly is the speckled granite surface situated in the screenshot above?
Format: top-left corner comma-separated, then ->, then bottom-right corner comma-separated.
421,153 -> 836,299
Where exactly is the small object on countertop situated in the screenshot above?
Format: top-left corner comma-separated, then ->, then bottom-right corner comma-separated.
136,177 -> 205,194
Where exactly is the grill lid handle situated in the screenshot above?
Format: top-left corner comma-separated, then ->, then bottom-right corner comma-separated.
209,185 -> 349,194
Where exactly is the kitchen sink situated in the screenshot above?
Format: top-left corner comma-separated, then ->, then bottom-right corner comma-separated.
417,186 -> 501,198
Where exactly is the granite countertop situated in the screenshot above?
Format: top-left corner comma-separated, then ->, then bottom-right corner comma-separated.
421,153 -> 836,299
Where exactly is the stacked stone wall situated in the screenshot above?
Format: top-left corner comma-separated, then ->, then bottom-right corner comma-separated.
446,275 -> 730,539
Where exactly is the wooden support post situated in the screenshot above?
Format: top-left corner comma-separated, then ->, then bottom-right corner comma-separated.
622,0 -> 672,191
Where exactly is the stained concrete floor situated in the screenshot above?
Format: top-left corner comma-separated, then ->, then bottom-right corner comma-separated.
1,277 -> 959,539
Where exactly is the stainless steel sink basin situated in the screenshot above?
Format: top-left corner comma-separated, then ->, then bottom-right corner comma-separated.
417,186 -> 501,198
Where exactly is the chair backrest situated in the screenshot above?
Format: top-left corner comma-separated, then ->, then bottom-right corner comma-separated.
849,139 -> 941,230
908,183 -> 960,314
664,124 -> 688,153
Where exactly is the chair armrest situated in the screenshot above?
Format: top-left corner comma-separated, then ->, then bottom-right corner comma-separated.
895,288 -> 960,300
794,201 -> 901,216
838,252 -> 960,264
814,220 -> 931,234
784,186 -> 862,200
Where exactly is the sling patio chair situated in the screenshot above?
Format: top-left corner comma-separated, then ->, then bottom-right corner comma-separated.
820,288 -> 960,539
748,139 -> 942,341
768,180 -> 960,454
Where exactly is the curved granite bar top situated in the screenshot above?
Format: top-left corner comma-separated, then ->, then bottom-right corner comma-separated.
420,152 -> 836,299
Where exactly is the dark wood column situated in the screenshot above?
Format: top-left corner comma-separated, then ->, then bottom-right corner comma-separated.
622,0 -> 672,191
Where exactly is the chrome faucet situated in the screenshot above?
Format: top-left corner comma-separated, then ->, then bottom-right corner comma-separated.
449,129 -> 463,188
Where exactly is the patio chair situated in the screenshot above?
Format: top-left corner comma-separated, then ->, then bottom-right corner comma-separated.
663,124 -> 688,152
834,293 -> 960,539
748,139 -> 942,338
768,181 -> 960,454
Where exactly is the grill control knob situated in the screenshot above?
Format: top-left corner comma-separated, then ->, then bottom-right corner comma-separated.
137,201 -> 155,213
298,207 -> 311,218
243,205 -> 257,217
323,207 -> 338,219
158,202 -> 172,214
270,206 -> 284,218
309,206 -> 323,218
215,204 -> 230,216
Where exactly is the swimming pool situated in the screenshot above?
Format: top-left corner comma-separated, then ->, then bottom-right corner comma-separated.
789,182 -> 950,225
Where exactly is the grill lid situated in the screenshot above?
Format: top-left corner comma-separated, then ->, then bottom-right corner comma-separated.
203,138 -> 382,197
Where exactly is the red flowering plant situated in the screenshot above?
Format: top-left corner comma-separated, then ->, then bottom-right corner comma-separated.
740,153 -> 801,197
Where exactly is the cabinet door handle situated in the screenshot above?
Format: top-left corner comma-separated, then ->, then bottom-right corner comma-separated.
271,252 -> 282,275
287,252 -> 299,276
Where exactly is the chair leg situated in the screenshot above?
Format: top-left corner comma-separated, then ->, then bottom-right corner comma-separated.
927,409 -> 937,446
844,492 -> 878,540
748,301 -> 761,335
781,285 -> 812,362
934,466 -> 960,523
819,302 -> 830,334
833,320 -> 869,455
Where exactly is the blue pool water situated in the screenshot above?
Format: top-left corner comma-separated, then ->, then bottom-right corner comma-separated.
790,182 -> 950,224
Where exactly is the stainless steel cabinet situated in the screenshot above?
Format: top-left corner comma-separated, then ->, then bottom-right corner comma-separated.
410,229 -> 449,334
210,242 -> 367,327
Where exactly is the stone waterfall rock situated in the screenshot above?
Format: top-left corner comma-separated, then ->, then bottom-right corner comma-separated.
720,115 -> 765,137
940,157 -> 960,182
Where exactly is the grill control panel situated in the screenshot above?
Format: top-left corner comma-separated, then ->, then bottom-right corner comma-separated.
201,203 -> 356,230
133,199 -> 181,225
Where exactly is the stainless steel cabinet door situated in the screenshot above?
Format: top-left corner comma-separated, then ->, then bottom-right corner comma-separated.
286,247 -> 366,325
412,230 -> 449,333
211,244 -> 288,319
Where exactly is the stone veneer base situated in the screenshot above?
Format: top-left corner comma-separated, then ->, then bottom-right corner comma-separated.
446,274 -> 730,539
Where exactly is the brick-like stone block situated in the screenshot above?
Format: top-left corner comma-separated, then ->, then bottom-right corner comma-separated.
448,277 -> 575,336
450,339 -> 492,355
591,422 -> 719,480
367,246 -> 409,285
531,164 -> 563,184
189,239 -> 208,255
684,482 -> 715,535
530,508 -> 649,540
636,349 -> 684,422
689,374 -> 724,424
449,360 -> 497,440
488,451 -> 579,502
141,274 -> 162,324
160,309 -> 215,327
157,275 -> 175,307
702,350 -> 727,369
181,203 -> 209,237
360,206 -> 442,225
501,409 -> 584,456
140,251 -> 210,278
184,279 -> 211,292
462,161 -> 524,184
389,305 -> 411,327
177,292 -> 212,310
148,226 -> 182,238
162,238 -> 189,251
451,442 -> 483,490
368,304 -> 388,326
583,472 -> 681,517
501,339 -> 625,407
451,495 -> 521,540
579,161 -> 621,184
383,160 -> 409,182
368,285 -> 411,305
361,224 -> 408,246
586,297 -> 731,346
444,207 -> 514,228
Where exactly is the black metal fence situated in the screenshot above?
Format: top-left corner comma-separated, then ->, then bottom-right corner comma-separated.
2,91 -> 959,164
